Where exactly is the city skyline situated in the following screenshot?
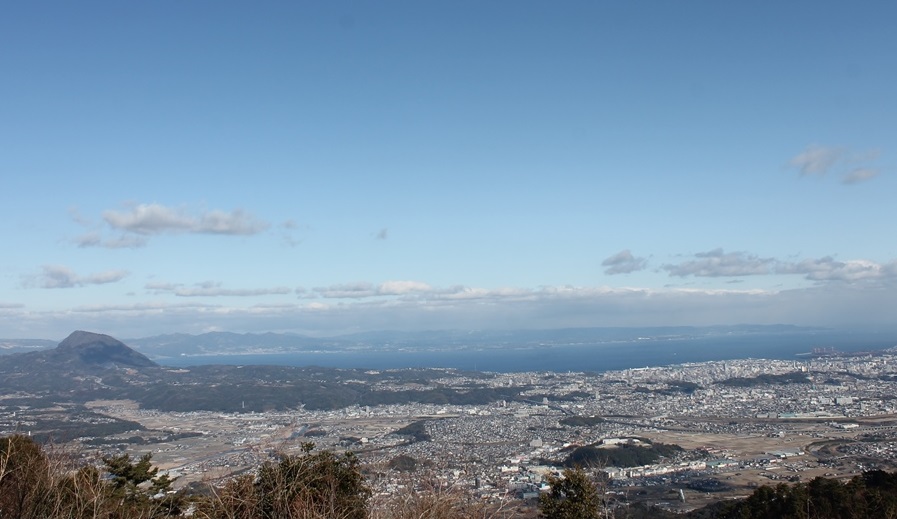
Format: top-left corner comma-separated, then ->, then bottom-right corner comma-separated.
2,2 -> 895,339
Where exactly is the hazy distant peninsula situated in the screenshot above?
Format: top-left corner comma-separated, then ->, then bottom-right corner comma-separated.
118,325 -> 830,357
3,325 -> 895,375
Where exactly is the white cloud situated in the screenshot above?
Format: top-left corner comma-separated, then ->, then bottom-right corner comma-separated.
71,301 -> 214,313
842,168 -> 880,185
145,282 -> 182,291
71,203 -> 270,249
196,209 -> 269,235
103,204 -> 194,234
314,282 -> 378,299
75,232 -> 148,249
779,257 -> 897,282
602,250 -> 647,275
68,207 -> 92,227
4,279 -> 897,340
74,232 -> 101,248
788,145 -> 883,184
146,281 -> 292,297
176,286 -> 293,297
312,281 -> 437,299
662,249 -> 897,285
102,203 -> 269,236
788,144 -> 842,176
306,282 -> 582,303
26,265 -> 128,289
377,280 -> 432,295
83,270 -> 129,285
427,286 -> 535,302
663,249 -> 775,277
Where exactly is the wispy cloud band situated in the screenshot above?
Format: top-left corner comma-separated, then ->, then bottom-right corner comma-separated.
147,281 -> 292,297
602,250 -> 648,275
103,203 -> 269,236
661,249 -> 897,283
788,144 -> 883,184
24,265 -> 129,289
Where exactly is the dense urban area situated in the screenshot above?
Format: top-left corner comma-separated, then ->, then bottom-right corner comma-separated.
3,333 -> 897,516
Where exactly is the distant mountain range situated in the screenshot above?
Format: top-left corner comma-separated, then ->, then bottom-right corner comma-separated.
0,325 -> 825,359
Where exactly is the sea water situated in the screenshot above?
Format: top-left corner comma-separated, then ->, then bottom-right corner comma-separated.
157,331 -> 897,373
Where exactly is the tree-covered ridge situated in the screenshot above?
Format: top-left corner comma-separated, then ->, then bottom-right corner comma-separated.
558,415 -> 605,427
537,467 -> 897,519
0,434 -> 182,518
0,434 -> 509,519
195,442 -> 371,519
561,441 -> 683,468
685,470 -> 897,519
392,420 -> 432,442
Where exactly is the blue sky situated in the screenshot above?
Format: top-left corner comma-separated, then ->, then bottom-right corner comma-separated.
2,2 -> 895,339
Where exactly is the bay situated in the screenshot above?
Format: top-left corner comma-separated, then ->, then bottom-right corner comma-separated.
157,330 -> 897,373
